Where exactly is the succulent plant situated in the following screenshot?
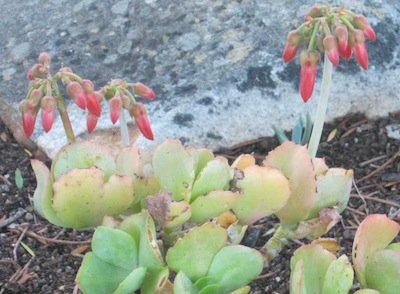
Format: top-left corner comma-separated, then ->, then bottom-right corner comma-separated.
32,141 -> 158,228
352,214 -> 400,294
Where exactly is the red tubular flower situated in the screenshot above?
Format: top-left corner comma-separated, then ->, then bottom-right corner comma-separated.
66,81 -> 87,109
354,15 -> 376,41
299,50 -> 320,103
282,30 -> 302,63
340,43 -> 353,60
353,30 -> 368,70
40,96 -> 56,133
20,100 -> 37,137
132,82 -> 156,100
129,103 -> 154,140
109,96 -> 122,124
334,25 -> 348,55
86,113 -> 98,133
323,35 -> 339,66
86,92 -> 101,117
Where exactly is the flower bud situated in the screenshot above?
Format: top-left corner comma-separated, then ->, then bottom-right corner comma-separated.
40,96 -> 56,132
353,15 -> 376,41
29,88 -> 44,107
305,5 -> 324,19
299,50 -> 320,103
66,81 -> 87,109
109,96 -> 122,124
20,100 -> 37,137
82,79 -> 95,93
86,92 -> 102,116
353,29 -> 368,70
282,30 -> 303,63
334,25 -> 349,55
38,52 -> 51,65
323,35 -> 339,66
129,103 -> 154,140
27,64 -> 42,80
121,95 -> 131,109
86,113 -> 98,133
132,82 -> 156,100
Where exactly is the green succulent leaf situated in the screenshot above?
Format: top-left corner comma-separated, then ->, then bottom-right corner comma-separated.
191,157 -> 233,201
15,168 -> 23,189
140,267 -> 170,294
190,191 -> 240,224
352,214 -> 400,287
166,223 -> 227,281
174,271 -> 199,294
51,141 -> 116,181
76,252 -> 131,294
206,245 -> 263,293
290,259 -> 307,294
165,201 -> 192,231
152,140 -> 195,201
91,226 -> 138,270
31,159 -> 65,226
188,147 -> 214,178
322,255 -> 354,294
233,165 -> 290,225
229,286 -> 250,294
290,244 -> 336,293
114,267 -> 147,294
198,284 -> 221,294
353,290 -> 381,294
364,249 -> 400,294
264,141 -> 317,225
115,146 -> 142,177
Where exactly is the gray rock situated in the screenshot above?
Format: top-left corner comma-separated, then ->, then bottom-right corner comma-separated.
386,124 -> 400,140
0,0 -> 400,157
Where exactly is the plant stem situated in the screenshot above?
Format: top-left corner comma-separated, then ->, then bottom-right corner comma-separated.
308,52 -> 333,157
52,81 -> 76,143
260,225 -> 289,265
119,109 -> 130,146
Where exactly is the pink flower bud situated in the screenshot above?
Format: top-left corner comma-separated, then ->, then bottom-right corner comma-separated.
353,30 -> 368,70
86,92 -> 101,116
109,96 -> 122,124
27,64 -> 42,80
299,50 -> 320,103
86,113 -> 98,133
29,88 -> 44,107
335,25 -> 349,55
40,96 -> 56,133
339,43 -> 353,60
323,35 -> 339,66
129,103 -> 154,140
20,100 -> 37,137
38,52 -> 51,65
82,79 -> 95,93
66,81 -> 87,109
282,30 -> 302,63
354,15 -> 376,41
132,82 -> 156,100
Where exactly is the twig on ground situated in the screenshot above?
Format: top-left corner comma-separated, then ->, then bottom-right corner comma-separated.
0,209 -> 27,229
352,179 -> 368,215
359,154 -> 387,167
346,206 -> 366,216
340,118 -> 369,139
23,229 -> 92,245
13,226 -> 28,262
356,151 -> 400,183
351,193 -> 400,208
0,174 -> 12,186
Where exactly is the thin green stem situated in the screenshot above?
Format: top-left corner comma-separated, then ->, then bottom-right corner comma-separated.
308,52 -> 333,157
52,81 -> 76,143
308,21 -> 321,51
260,225 -> 289,265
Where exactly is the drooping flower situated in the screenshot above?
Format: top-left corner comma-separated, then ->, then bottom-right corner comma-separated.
323,35 -> 339,66
299,50 -> 320,102
40,96 -> 57,133
353,30 -> 369,70
282,30 -> 303,63
132,82 -> 156,100
129,103 -> 154,140
86,92 -> 101,117
20,100 -> 37,137
66,81 -> 87,110
86,112 -> 98,133
334,25 -> 349,56
353,15 -> 376,41
109,96 -> 122,124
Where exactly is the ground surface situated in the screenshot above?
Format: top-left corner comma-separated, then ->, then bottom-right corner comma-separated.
0,112 -> 399,294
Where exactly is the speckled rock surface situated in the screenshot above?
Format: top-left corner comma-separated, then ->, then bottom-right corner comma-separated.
1,0 -> 399,156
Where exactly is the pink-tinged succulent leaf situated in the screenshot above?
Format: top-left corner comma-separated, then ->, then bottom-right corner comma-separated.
312,158 -> 329,176
233,165 -> 291,225
115,146 -> 142,177
166,223 -> 227,281
364,249 -> 400,293
191,156 -> 234,201
231,154 -> 256,171
353,29 -> 369,70
282,30 -> 302,63
152,140 -> 195,201
130,103 -> 154,140
86,92 -> 102,117
322,255 -> 354,294
132,82 -> 156,100
335,25 -> 349,54
290,244 -> 336,293
109,96 -> 122,124
66,81 -> 87,109
352,214 -> 400,287
354,15 -> 376,41
87,112 -> 98,133
299,50 -> 320,102
264,141 -> 317,225
31,160 -> 65,226
40,95 -> 57,133
190,190 -> 240,224
323,35 -> 339,66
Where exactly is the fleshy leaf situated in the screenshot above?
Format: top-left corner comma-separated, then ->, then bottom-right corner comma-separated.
290,259 -> 306,294
207,245 -> 263,293
165,201 -> 192,231
174,271 -> 199,294
231,154 -> 256,171
191,157 -> 233,201
233,165 -> 290,225
51,141 -> 116,181
352,214 -> 400,287
114,267 -> 147,294
115,146 -> 142,177
190,191 -> 240,224
152,140 -> 195,201
264,141 -> 316,225
141,267 -> 170,294
31,160 -> 64,226
91,226 -> 137,270
188,147 -> 214,178
166,223 -> 227,281
364,249 -> 400,293
322,255 -> 354,294
353,290 -> 381,294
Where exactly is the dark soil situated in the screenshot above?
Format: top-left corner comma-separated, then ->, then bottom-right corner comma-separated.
1,112 -> 399,294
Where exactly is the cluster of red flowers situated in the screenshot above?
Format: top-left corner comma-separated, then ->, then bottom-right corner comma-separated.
21,53 -> 156,140
282,5 -> 376,102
